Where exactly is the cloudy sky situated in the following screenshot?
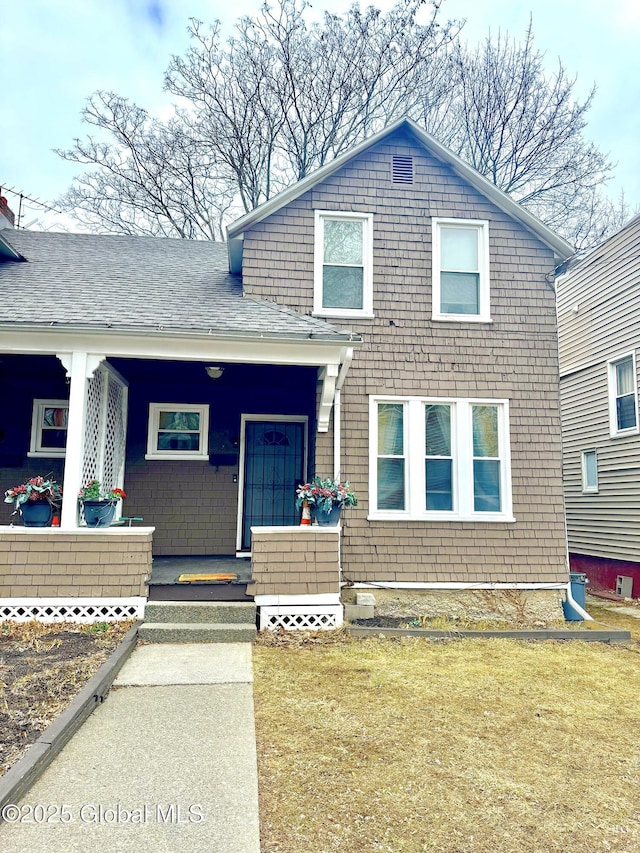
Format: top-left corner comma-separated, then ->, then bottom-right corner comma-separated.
1,0 -> 638,230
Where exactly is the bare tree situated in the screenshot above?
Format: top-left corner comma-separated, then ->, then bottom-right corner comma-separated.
57,1 -> 626,248
439,22 -> 624,248
57,0 -> 459,234
57,93 -> 236,240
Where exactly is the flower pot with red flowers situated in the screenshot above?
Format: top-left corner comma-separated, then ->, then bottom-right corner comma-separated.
78,480 -> 126,528
4,476 -> 62,527
295,477 -> 358,526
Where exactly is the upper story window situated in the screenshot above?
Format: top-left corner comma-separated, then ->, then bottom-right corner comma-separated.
28,399 -> 68,457
432,218 -> 490,322
313,211 -> 374,318
370,396 -> 513,522
146,403 -> 209,461
608,353 -> 638,436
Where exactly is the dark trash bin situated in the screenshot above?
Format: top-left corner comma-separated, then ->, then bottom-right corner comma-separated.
562,571 -> 589,621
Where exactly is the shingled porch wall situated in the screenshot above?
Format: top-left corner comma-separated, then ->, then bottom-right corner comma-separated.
248,526 -> 340,597
0,528 -> 152,620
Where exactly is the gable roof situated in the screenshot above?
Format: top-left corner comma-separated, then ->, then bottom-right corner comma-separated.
227,117 -> 574,272
0,230 -> 357,343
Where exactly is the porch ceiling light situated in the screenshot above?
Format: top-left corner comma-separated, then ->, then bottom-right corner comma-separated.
205,365 -> 224,380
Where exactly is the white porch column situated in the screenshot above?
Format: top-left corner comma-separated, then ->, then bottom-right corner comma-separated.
57,352 -> 104,530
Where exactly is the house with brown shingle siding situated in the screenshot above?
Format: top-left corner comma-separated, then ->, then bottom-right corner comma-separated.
0,118 -> 573,627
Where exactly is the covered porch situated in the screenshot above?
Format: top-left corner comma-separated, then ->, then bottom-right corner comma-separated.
0,335 -> 352,621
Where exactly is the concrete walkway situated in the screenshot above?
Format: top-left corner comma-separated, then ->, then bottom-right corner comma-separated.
0,643 -> 260,853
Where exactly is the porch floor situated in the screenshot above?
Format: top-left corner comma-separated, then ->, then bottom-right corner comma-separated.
147,556 -> 252,602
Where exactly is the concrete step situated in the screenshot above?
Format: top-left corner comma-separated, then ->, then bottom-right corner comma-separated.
138,622 -> 257,644
144,601 -> 257,625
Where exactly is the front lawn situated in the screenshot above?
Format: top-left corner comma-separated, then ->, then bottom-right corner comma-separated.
253,632 -> 640,853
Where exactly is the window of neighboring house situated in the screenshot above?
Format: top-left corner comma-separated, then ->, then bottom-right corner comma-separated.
581,450 -> 598,493
608,353 -> 638,436
28,399 -> 69,457
313,210 -> 374,318
146,404 -> 209,460
370,396 -> 513,521
432,218 -> 490,322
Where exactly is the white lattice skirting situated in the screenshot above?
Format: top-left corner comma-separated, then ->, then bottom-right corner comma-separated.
259,604 -> 344,631
0,597 -> 146,623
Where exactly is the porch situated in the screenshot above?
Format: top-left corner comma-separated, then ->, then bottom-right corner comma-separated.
0,351 -> 347,626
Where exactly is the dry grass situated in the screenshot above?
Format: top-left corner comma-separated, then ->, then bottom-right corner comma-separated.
586,600 -> 640,641
253,632 -> 640,853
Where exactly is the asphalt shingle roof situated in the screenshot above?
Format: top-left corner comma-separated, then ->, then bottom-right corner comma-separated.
0,230 -> 353,341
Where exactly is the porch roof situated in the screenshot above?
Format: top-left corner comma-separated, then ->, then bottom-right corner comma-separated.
0,230 -> 356,343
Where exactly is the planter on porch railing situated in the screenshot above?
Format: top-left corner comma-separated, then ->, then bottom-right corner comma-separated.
4,476 -> 62,527
78,480 -> 126,528
295,477 -> 358,527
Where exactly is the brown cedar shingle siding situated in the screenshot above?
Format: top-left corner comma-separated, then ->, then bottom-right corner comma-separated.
0,531 -> 151,597
242,129 -> 568,584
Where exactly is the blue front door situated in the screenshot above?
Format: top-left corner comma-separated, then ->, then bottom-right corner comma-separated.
241,420 -> 306,551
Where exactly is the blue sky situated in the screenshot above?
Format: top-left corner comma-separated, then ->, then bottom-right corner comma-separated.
1,0 -> 638,230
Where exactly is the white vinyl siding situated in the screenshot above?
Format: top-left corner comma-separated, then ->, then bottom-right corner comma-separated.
313,210 -> 374,318
370,396 -> 513,521
560,360 -> 640,562
432,218 -> 490,322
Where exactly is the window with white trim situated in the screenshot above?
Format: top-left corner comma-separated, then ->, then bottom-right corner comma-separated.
29,399 -> 68,457
146,404 -> 209,460
432,218 -> 490,321
313,210 -> 374,318
581,450 -> 598,493
608,353 -> 638,435
370,396 -> 513,521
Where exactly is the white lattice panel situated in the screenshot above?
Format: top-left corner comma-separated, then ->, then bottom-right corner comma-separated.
103,375 -> 126,493
80,366 -> 127,525
259,605 -> 343,631
0,598 -> 145,623
82,367 -> 104,486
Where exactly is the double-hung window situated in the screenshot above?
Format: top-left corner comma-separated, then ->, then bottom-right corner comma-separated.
370,396 -> 513,521
432,218 -> 490,321
28,399 -> 69,457
608,353 -> 638,436
146,403 -> 209,460
314,211 -> 373,318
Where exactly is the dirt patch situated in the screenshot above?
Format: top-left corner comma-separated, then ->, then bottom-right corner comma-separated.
0,620 -> 134,776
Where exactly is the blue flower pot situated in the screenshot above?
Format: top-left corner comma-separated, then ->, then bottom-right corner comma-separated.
20,501 -> 52,527
314,505 -> 342,527
82,499 -> 117,528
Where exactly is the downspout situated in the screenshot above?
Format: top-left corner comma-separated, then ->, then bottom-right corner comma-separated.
565,580 -> 594,621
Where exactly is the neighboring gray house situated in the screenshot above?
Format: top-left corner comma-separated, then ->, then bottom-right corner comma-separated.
557,213 -> 640,597
0,118 -> 575,627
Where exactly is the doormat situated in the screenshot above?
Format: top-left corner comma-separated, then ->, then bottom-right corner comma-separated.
177,573 -> 238,583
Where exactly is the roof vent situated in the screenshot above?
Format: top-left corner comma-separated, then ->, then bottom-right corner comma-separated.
392,155 -> 413,184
